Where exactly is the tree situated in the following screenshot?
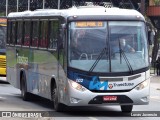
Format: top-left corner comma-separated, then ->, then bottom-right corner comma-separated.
154,0 -> 160,5
152,30 -> 160,66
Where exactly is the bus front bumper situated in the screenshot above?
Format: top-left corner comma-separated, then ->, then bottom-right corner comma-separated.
66,82 -> 150,106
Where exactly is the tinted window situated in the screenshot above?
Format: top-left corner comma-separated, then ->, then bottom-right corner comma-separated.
39,20 -> 48,48
32,21 -> 39,47
48,20 -> 59,49
23,21 -> 31,46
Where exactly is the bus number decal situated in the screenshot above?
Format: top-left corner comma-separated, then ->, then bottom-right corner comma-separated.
76,78 -> 83,83
17,56 -> 28,65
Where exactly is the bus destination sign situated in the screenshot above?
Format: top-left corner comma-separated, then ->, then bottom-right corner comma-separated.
75,21 -> 103,27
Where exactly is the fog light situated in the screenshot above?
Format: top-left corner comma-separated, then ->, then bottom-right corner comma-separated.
70,97 -> 80,104
141,96 -> 149,102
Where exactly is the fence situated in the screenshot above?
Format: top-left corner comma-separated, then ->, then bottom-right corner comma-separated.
0,0 -> 145,16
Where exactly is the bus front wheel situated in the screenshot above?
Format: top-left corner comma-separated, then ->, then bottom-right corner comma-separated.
51,84 -> 64,112
21,74 -> 31,101
121,105 -> 133,113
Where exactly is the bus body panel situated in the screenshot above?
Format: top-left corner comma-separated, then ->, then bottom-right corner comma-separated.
7,47 -> 19,88
7,46 -> 68,100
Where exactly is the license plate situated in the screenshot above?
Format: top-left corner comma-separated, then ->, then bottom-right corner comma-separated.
103,96 -> 117,101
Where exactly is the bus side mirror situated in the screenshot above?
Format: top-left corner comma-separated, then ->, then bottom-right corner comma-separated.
148,30 -> 155,45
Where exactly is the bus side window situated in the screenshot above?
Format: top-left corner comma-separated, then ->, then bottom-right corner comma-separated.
31,21 -> 39,47
48,20 -> 59,49
10,21 -> 16,45
23,21 -> 31,46
39,20 -> 48,48
7,21 -> 11,44
17,21 -> 23,45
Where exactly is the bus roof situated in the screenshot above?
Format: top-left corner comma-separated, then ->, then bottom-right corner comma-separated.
8,6 -> 145,21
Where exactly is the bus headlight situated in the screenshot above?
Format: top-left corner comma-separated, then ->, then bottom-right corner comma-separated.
69,80 -> 86,92
135,80 -> 149,90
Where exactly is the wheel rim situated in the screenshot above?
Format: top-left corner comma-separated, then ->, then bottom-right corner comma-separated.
22,85 -> 24,97
52,88 -> 56,102
52,85 -> 58,108
21,76 -> 25,97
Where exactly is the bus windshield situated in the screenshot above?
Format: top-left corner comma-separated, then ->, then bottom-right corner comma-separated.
68,21 -> 148,73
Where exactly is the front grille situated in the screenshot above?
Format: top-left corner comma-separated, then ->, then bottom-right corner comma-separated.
99,77 -> 123,82
90,89 -> 131,93
0,57 -> 6,68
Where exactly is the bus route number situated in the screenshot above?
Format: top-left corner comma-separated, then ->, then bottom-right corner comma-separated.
75,21 -> 103,27
76,78 -> 83,83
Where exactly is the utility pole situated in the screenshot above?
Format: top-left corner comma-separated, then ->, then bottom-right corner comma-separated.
28,0 -> 30,10
43,0 -> 45,9
6,0 -> 8,16
58,0 -> 60,9
17,0 -> 19,12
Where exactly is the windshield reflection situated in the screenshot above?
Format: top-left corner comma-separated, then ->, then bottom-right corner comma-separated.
68,21 -> 148,73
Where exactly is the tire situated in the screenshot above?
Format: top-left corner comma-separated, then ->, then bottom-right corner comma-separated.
21,73 -> 31,101
121,105 -> 133,113
51,83 -> 64,112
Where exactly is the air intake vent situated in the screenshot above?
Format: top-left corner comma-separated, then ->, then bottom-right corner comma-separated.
99,77 -> 123,82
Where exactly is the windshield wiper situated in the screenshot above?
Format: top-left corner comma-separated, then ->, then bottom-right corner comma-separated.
89,47 -> 106,72
119,40 -> 133,74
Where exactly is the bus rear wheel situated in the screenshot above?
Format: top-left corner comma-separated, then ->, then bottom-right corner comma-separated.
51,84 -> 64,112
21,73 -> 31,101
121,105 -> 133,113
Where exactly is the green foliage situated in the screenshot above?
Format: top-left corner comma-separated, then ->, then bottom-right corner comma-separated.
154,0 -> 160,5
0,12 -> 5,16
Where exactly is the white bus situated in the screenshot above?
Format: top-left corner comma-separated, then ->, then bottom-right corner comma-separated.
6,6 -> 151,112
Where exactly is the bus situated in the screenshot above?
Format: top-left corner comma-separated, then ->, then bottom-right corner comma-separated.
0,17 -> 7,81
6,6 -> 151,112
